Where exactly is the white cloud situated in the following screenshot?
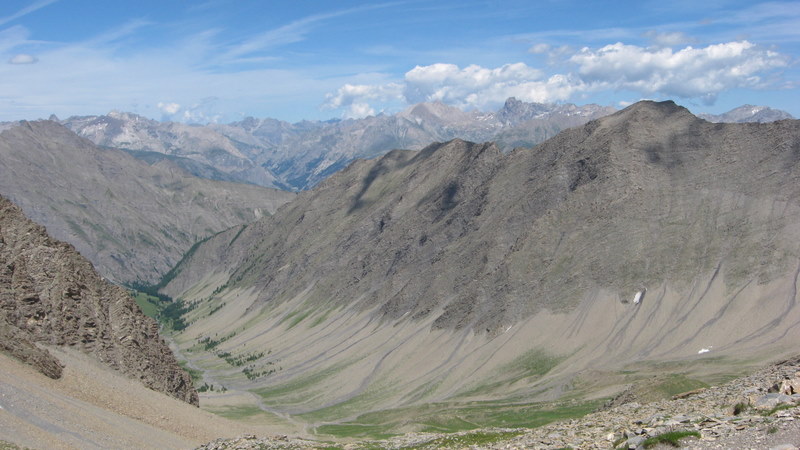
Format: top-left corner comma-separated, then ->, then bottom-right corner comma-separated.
402,63 -> 552,108
157,102 -> 181,115
323,40 -> 789,117
528,43 -> 550,54
8,53 -> 37,64
322,82 -> 403,118
570,41 -> 789,99
344,102 -> 375,119
323,63 -> 577,117
323,62 -> 580,116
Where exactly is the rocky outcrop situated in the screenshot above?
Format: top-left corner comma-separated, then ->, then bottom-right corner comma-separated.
0,314 -> 62,379
0,195 -> 198,405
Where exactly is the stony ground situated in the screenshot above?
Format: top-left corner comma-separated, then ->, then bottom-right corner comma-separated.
197,356 -> 800,449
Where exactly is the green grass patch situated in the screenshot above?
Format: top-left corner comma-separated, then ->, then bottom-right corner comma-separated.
206,405 -> 268,420
287,310 -> 312,329
506,348 -> 562,379
762,403 -> 795,416
0,440 -> 26,450
653,374 -> 709,398
642,430 -> 700,448
456,349 -> 562,398
177,360 -> 203,385
311,398 -> 603,440
310,309 -> 332,328
255,360 -> 353,404
402,430 -> 524,449
315,423 -> 396,440
132,291 -> 161,318
299,381 -> 399,423
438,399 -> 602,430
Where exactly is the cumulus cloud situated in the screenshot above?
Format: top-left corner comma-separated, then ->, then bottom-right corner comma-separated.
324,62 -> 579,117
402,63 -> 547,106
157,101 -> 181,115
322,82 -> 403,118
156,98 -> 223,123
570,41 -> 788,99
323,40 -> 789,117
8,53 -> 37,64
322,62 -> 575,117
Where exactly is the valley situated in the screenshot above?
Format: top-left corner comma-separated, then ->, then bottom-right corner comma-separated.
2,99 -> 800,449
155,101 -> 800,441
4,1 -> 800,447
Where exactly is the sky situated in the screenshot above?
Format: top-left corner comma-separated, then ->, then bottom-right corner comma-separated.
0,0 -> 798,123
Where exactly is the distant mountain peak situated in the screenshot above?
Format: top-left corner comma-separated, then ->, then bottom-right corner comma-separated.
699,104 -> 794,123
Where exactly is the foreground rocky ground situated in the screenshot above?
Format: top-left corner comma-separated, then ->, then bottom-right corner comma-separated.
198,356 -> 800,449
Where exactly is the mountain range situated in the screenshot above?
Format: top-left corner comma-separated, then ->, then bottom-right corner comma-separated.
159,101 -> 800,435
0,120 -> 294,284
60,100 -> 793,193
61,99 -> 617,191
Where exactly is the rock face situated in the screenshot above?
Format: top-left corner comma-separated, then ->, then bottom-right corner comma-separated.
0,195 -> 198,405
0,314 -> 63,379
0,120 -> 294,284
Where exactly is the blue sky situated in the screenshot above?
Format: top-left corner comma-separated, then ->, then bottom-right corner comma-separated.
0,0 -> 798,123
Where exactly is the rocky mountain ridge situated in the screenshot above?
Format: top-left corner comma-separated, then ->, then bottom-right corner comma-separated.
0,120 -> 295,284
0,194 -> 198,405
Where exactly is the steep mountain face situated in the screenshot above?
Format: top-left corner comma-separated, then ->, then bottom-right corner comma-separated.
699,104 -> 794,123
0,121 -> 295,284
0,195 -> 198,405
161,101 -> 800,429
